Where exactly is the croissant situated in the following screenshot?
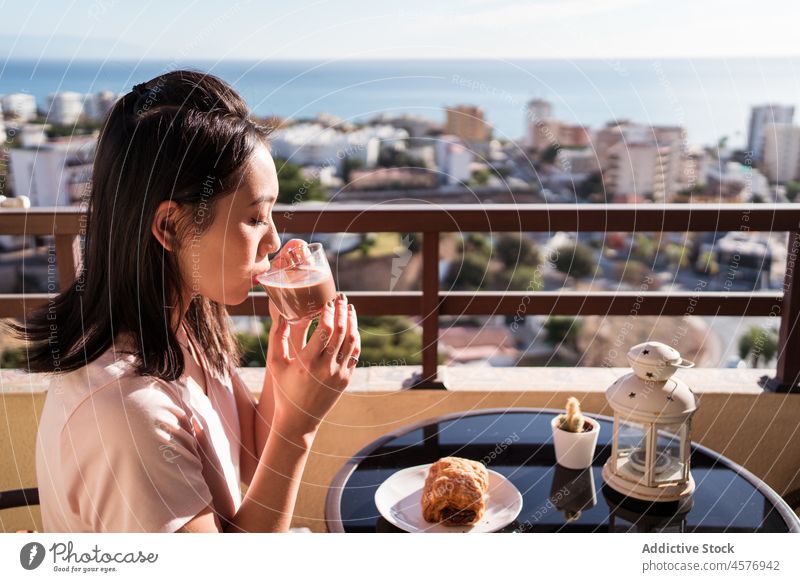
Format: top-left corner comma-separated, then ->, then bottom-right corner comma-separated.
421,457 -> 490,526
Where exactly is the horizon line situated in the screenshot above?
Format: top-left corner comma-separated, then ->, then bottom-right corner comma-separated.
5,54 -> 800,63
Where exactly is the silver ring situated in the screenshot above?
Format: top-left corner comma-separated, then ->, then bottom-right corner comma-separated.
348,356 -> 359,364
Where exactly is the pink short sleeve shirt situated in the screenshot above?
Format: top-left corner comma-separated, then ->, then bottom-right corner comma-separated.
35,335 -> 243,532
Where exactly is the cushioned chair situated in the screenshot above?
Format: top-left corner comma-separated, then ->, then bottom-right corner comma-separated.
0,487 -> 39,510
0,488 -> 40,532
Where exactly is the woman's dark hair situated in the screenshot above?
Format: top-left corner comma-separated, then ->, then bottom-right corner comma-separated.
12,70 -> 272,380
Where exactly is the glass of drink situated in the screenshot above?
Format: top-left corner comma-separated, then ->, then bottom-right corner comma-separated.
256,242 -> 337,325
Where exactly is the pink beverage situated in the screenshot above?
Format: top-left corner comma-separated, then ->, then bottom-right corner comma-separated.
257,242 -> 337,324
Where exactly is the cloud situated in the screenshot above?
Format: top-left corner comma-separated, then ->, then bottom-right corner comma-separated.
431,0 -> 649,30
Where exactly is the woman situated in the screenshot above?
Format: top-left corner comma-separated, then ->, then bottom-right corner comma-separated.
14,70 -> 360,532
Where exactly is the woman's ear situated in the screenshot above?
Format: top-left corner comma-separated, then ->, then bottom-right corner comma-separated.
151,201 -> 182,252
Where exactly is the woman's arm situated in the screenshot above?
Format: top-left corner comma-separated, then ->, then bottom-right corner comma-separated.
254,320 -> 308,454
235,314 -> 311,487
178,417 -> 315,533
180,294 -> 358,532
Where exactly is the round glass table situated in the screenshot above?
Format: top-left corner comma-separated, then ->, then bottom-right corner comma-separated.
326,408 -> 800,533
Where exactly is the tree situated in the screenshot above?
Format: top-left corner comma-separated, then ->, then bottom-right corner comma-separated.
45,119 -> 102,138
544,316 -> 581,351
470,168 -> 491,186
495,233 -> 540,270
506,264 -> 545,291
663,242 -> 689,269
358,233 -> 377,257
342,156 -> 363,183
631,233 -> 657,262
738,326 -> 779,367
356,316 -> 443,366
273,158 -> 328,204
786,181 -> 800,203
0,347 -> 27,369
553,242 -> 596,280
539,144 -> 560,165
445,254 -> 489,290
576,172 -> 606,202
695,249 -> 719,275
465,232 -> 491,256
377,148 -> 423,169
616,260 -> 654,287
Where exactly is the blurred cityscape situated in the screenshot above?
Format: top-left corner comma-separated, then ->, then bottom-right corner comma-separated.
1,87 -> 796,370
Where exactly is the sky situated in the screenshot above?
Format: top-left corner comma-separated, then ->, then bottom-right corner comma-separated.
0,0 -> 798,61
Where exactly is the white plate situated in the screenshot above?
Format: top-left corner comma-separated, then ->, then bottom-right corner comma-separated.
374,463 -> 523,533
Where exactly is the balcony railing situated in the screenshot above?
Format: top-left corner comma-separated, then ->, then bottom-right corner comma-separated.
1,204 -> 799,391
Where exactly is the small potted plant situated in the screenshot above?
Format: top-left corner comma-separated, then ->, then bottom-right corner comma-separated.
551,397 -> 600,470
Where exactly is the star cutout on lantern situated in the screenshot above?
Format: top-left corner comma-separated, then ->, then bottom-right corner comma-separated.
642,349 -> 650,355
628,392 -> 636,398
666,395 -> 674,401
646,372 -> 654,378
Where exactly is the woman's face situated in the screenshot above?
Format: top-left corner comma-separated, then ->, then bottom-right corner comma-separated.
181,143 -> 282,305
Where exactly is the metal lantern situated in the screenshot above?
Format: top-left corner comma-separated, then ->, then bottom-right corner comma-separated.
602,341 -> 698,502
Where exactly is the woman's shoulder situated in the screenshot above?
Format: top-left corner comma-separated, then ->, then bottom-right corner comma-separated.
44,341 -> 189,435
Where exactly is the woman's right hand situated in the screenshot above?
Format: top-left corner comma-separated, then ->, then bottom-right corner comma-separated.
266,292 -> 360,436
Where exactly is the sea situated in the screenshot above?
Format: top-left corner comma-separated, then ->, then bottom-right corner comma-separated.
1,57 -> 799,148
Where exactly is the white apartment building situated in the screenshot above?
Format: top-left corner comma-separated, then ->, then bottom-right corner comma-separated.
680,147 -> 710,192
85,90 -> 120,123
748,104 -> 794,161
594,122 -> 686,201
555,148 -> 599,176
1,93 -> 38,122
269,123 -> 407,172
605,142 -> 660,200
45,92 -> 86,125
706,161 -> 770,201
434,135 -> 473,185
525,99 -> 552,150
9,137 -> 96,206
762,122 -> 800,183
369,113 -> 440,139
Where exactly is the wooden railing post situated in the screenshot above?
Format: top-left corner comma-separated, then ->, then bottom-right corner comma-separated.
408,231 -> 447,389
771,231 -> 800,392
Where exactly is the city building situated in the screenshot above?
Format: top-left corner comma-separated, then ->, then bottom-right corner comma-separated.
268,123 -> 411,172
679,147 -> 710,193
555,148 -> 600,176
748,104 -> 794,161
1,93 -> 38,122
525,99 -> 552,150
434,135 -> 473,185
761,122 -> 800,183
525,100 -> 593,156
604,142 -> 662,201
18,125 -> 48,148
369,113 -> 441,139
85,90 -> 120,123
591,121 -> 686,202
557,123 -> 592,149
45,92 -> 86,125
445,105 -> 492,143
8,137 -> 96,206
714,232 -> 774,288
345,167 -> 438,191
705,161 -> 770,202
